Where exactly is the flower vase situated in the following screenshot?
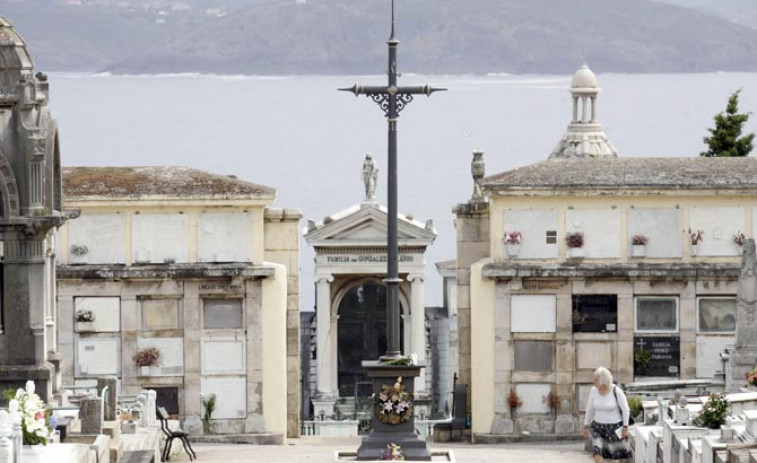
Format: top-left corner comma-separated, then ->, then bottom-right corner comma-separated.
691,244 -> 698,257
566,247 -> 585,259
139,366 -> 150,376
76,321 -> 95,332
506,243 -> 520,258
632,244 -> 646,257
23,444 -> 45,463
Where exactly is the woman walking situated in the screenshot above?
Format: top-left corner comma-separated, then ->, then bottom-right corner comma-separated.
583,366 -> 633,462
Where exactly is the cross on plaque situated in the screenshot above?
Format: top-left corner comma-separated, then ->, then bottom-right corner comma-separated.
636,338 -> 647,350
339,0 -> 445,358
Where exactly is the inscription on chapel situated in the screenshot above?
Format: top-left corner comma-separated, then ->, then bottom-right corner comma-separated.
323,254 -> 415,263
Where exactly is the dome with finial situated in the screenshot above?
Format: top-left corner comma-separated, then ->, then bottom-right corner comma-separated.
571,63 -> 598,90
0,16 -> 35,105
549,62 -> 618,160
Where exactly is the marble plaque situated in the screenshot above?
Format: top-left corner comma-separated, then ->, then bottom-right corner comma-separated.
698,298 -> 737,333
576,341 -> 613,370
201,339 -> 245,375
75,297 -> 121,332
514,341 -> 553,372
137,337 -> 184,376
131,213 -> 189,263
577,384 -> 593,412
68,212 -> 126,264
198,211 -> 254,263
510,295 -> 556,333
515,383 -> 551,414
203,298 -> 243,329
142,298 -> 180,330
77,338 -> 120,376
201,377 -> 247,419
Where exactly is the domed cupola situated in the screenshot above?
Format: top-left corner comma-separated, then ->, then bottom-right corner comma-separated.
549,62 -> 618,159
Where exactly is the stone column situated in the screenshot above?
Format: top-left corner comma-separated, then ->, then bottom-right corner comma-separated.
97,376 -> 118,421
731,239 -> 757,390
572,96 -> 578,123
590,96 -> 597,122
581,96 -> 589,123
409,275 -> 427,394
313,275 -> 335,417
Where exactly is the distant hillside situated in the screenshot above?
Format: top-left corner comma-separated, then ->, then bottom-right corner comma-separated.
651,0 -> 757,30
4,0 -> 757,75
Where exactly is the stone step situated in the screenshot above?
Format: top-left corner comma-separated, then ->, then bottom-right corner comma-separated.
189,433 -> 285,445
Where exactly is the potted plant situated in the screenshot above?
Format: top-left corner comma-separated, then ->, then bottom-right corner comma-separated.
201,393 -> 217,434
133,347 -> 160,376
504,230 -> 522,258
634,350 -> 651,375
631,234 -> 648,257
688,228 -> 704,256
75,310 -> 96,332
565,232 -> 585,259
627,395 -> 644,424
507,388 -> 523,418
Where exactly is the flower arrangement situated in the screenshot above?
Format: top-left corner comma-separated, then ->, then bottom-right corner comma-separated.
380,443 -> 405,461
733,232 -> 747,246
507,388 -> 523,411
565,232 -> 584,248
695,393 -> 730,429
379,353 -> 417,366
201,393 -> 217,433
688,228 -> 704,245
504,231 -> 523,245
632,234 -> 649,246
746,368 -> 757,387
76,310 -> 95,322
133,347 -> 161,367
374,376 -> 413,425
9,381 -> 55,445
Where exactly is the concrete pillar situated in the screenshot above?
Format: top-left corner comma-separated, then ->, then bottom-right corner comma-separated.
315,276 -> 333,396
410,275 -> 427,394
590,96 -> 597,122
97,376 -> 118,421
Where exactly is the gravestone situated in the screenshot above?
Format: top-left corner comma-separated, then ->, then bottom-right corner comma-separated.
730,239 -> 757,391
80,395 -> 103,434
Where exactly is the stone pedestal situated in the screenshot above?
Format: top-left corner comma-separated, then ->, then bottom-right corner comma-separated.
311,398 -> 336,420
356,364 -> 430,461
80,396 -> 102,435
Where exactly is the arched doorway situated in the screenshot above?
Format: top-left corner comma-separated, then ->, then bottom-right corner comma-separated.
337,282 -> 404,397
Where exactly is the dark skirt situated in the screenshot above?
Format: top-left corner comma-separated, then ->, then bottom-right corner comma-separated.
589,420 -> 633,460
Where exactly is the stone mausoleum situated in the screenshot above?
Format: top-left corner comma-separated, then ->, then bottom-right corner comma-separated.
0,16 -> 68,401
303,155 -> 438,420
456,64 -> 756,439
55,166 -> 301,441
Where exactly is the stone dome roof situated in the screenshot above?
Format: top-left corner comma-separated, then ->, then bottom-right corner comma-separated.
571,63 -> 598,89
0,16 -> 34,99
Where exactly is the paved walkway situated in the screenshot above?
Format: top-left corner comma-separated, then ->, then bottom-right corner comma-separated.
168,437 -> 590,462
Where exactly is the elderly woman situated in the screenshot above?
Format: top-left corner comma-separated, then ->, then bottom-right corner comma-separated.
583,366 -> 632,462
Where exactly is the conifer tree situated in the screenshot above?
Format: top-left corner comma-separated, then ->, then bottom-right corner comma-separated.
701,89 -> 754,157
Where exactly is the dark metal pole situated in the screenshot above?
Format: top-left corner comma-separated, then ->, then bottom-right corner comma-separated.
385,35 -> 401,358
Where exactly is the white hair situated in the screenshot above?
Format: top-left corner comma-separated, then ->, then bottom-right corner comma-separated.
594,366 -> 613,387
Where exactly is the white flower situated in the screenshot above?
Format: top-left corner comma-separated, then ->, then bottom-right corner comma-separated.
25,380 -> 35,395
410,352 -> 418,366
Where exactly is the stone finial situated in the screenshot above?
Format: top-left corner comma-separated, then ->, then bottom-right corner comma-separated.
471,149 -> 485,203
425,219 -> 434,231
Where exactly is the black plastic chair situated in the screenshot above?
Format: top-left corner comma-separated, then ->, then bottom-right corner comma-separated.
157,406 -> 197,461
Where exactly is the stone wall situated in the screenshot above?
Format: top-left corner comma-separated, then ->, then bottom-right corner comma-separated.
264,208 -> 302,438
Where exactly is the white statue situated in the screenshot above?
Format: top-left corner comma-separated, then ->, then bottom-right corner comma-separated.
362,153 -> 379,202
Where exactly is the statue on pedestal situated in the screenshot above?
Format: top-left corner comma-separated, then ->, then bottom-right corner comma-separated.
362,153 -> 379,202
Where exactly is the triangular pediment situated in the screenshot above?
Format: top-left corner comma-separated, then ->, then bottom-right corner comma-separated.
304,202 -> 436,248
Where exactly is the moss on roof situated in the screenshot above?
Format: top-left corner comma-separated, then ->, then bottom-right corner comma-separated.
63,166 -> 275,199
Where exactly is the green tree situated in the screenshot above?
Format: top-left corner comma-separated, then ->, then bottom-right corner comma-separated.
701,89 -> 755,157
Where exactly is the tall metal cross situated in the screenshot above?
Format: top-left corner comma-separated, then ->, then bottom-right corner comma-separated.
340,0 -> 444,359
